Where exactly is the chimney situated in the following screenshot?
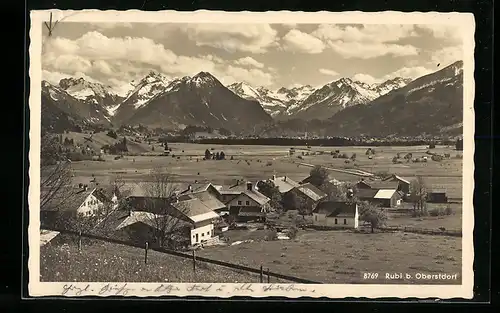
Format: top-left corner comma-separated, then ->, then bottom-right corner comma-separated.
83,184 -> 88,191
188,185 -> 192,192
247,182 -> 252,191
284,176 -> 287,182
78,183 -> 83,189
272,175 -> 276,180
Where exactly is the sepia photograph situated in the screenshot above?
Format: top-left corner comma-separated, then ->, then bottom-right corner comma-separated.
28,10 -> 475,299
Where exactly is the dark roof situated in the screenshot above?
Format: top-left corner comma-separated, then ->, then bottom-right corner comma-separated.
42,187 -> 96,212
358,180 -> 399,189
295,183 -> 327,201
313,201 -> 357,217
178,190 -> 226,211
355,188 -> 378,199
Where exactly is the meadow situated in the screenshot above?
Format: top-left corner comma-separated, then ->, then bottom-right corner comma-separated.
198,229 -> 462,284
40,234 -> 279,283
68,139 -> 463,200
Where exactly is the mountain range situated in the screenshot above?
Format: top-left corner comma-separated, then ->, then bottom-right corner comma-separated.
40,60 -> 463,136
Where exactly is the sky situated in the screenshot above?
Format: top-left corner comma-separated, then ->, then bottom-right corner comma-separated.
41,22 -> 464,96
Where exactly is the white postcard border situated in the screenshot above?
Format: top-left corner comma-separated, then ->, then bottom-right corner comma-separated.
28,9 -> 476,299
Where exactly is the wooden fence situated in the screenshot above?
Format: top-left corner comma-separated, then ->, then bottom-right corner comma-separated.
43,228 -> 321,284
379,225 -> 462,237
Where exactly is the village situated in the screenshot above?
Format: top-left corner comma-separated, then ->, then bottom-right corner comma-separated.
39,139 -> 462,284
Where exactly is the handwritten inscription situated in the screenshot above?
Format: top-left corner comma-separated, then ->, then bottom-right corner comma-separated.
59,283 -> 316,296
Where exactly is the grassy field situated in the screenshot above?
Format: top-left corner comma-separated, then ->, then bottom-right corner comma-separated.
199,230 -> 462,284
69,142 -> 463,199
40,234 -> 283,283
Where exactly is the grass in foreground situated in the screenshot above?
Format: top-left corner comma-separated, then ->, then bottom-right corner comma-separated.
199,230 -> 462,284
40,234 -> 277,283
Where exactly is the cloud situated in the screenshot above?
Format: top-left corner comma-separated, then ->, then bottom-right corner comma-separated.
319,68 -> 340,77
42,31 -> 227,88
182,24 -> 279,53
326,41 -> 419,59
352,73 -> 379,85
352,66 -> 433,84
234,57 -> 264,69
222,65 -> 274,87
42,70 -> 73,85
313,24 -> 417,43
280,23 -> 298,29
311,24 -> 419,59
415,24 -> 463,44
281,29 -> 325,54
430,46 -> 463,66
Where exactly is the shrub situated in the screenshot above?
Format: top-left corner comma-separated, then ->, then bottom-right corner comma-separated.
429,208 -> 441,217
445,205 -> 454,215
264,229 -> 278,241
106,130 -> 118,139
286,226 -> 299,239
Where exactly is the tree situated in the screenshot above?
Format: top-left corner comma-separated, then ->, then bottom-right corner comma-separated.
205,149 -> 211,160
141,168 -> 190,248
308,165 -> 329,188
282,191 -> 306,213
215,152 -> 220,160
350,153 -> 357,161
256,180 -> 283,212
359,201 -> 387,233
164,142 -> 169,150
106,130 -> 118,139
219,151 -> 226,160
409,176 -> 428,216
40,134 -> 74,212
455,138 -> 463,151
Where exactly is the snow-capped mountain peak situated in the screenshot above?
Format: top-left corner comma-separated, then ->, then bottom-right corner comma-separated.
189,71 -> 220,88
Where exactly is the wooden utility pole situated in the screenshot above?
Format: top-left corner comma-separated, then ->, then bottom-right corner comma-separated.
267,268 -> 270,283
144,242 -> 149,264
260,265 -> 263,283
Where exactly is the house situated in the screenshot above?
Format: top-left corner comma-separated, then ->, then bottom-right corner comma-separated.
427,191 -> 448,203
122,192 -> 220,246
383,174 -> 413,195
286,183 -> 327,214
178,190 -> 228,216
355,188 -> 402,208
180,182 -> 222,200
312,201 -> 359,229
355,179 -> 399,190
218,180 -> 250,204
268,175 -> 300,194
113,210 -> 192,248
372,189 -> 402,208
40,184 -> 111,227
225,182 -> 270,222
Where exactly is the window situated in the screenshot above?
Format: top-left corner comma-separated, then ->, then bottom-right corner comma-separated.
238,201 -> 242,205
315,215 -> 318,221
202,233 -> 204,237
245,201 -> 250,205
344,219 -> 347,225
335,218 -> 338,225
207,232 -> 210,236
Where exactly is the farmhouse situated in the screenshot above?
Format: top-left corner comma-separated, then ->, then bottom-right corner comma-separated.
287,183 -> 327,214
356,179 -> 399,190
355,188 -> 402,208
180,182 -> 222,199
40,185 -> 114,227
269,175 -> 300,194
312,201 -> 359,229
178,190 -> 228,216
382,174 -> 413,196
121,194 -> 220,246
225,182 -> 270,222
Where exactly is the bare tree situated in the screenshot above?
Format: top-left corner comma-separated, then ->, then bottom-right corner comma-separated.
141,167 -> 190,248
409,176 -> 428,216
40,134 -> 74,211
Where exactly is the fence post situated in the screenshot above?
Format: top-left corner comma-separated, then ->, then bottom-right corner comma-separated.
267,268 -> 270,283
192,250 -> 196,273
260,265 -> 263,283
78,231 -> 82,251
144,241 -> 149,264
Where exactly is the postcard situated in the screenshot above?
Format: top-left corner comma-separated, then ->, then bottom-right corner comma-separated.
28,9 -> 475,299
